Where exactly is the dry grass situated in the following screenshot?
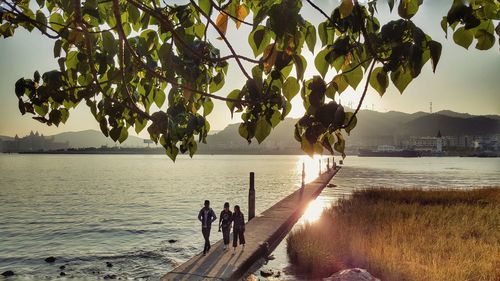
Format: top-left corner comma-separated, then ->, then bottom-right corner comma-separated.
286,188 -> 500,281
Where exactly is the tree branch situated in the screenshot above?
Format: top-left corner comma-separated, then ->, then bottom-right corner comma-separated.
110,1 -> 249,105
343,59 -> 376,129
189,0 -> 252,80
340,56 -> 373,75
111,0 -> 151,119
305,0 -> 340,30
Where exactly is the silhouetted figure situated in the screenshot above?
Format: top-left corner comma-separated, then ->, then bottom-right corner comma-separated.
232,205 -> 245,252
218,202 -> 233,251
198,200 -> 217,256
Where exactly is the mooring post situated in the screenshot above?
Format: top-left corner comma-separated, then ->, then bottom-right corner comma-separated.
318,158 -> 322,176
249,172 -> 255,221
301,162 -> 305,190
327,158 -> 330,170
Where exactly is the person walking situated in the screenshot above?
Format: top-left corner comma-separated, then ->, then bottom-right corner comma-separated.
218,202 -> 233,251
232,205 -> 245,253
198,200 -> 217,256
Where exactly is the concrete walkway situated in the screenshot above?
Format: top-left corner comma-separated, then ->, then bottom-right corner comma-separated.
161,167 -> 341,281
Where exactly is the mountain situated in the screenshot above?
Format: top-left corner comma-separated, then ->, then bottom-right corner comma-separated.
0,135 -> 13,141
399,114 -> 500,136
199,110 -> 500,153
51,130 -> 147,148
436,110 -> 500,121
4,110 -> 499,152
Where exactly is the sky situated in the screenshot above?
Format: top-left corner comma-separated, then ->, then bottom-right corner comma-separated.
0,0 -> 499,137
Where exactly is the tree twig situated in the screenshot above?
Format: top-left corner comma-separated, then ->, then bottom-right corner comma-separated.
189,0 -> 252,80
210,0 -> 253,27
343,59 -> 375,129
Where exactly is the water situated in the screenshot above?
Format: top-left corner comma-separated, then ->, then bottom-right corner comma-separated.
0,155 -> 499,280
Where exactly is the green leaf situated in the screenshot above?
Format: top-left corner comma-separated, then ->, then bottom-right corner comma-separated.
283,77 -> 300,101
270,110 -> 281,128
293,55 -> 307,81
339,0 -> 354,19
65,51 -> 78,70
428,40 -> 442,73
249,26 -> 271,57
193,23 -> 205,39
301,137 -> 314,157
398,0 -> 419,20
203,98 -> 214,116
344,65 -> 363,90
109,127 -> 121,142
255,118 -> 271,144
53,39 -> 62,58
475,29 -> 495,50
209,72 -> 225,92
99,118 -> 109,137
314,48 -> 329,78
134,118 -> 148,134
36,11 -> 47,33
343,112 -> 357,135
118,127 -> 128,143
238,123 -> 249,140
453,27 -> 473,49
34,71 -> 41,83
334,131 -> 346,158
102,31 -> 117,55
166,144 -> 179,161
154,89 -> 166,108
369,67 -> 389,96
198,0 -> 212,16
305,23 -> 316,53
390,68 -> 413,94
332,75 -> 348,94
49,13 -> 64,32
441,16 -> 448,37
318,22 -> 328,47
188,140 -> 197,158
18,99 -> 26,115
226,89 -> 242,117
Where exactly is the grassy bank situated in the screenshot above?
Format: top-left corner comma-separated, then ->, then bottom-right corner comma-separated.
287,188 -> 500,281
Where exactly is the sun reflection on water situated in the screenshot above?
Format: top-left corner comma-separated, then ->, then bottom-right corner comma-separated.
296,155 -> 333,184
301,199 -> 328,223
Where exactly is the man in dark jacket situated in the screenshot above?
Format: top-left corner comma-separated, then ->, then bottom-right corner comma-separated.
198,200 -> 217,255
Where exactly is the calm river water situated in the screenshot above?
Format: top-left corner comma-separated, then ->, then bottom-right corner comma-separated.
0,155 -> 499,280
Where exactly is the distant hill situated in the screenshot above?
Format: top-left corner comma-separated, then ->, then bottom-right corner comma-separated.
51,130 -> 147,148
0,135 -> 13,141
399,114 -> 500,136
3,110 -> 499,152
200,110 -> 500,153
435,110 -> 500,121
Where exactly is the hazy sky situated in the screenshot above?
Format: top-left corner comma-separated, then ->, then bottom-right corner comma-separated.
0,0 -> 498,137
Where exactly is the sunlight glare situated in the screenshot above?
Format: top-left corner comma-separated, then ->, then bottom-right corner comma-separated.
302,199 -> 326,223
297,155 -> 330,184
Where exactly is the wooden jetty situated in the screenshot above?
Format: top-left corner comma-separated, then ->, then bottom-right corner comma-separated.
162,166 -> 341,281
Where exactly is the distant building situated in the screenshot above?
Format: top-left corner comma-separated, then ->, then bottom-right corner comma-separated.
1,131 -> 69,153
408,130 -> 445,152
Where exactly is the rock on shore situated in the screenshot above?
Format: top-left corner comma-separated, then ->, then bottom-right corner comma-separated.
2,271 -> 15,277
324,268 -> 380,281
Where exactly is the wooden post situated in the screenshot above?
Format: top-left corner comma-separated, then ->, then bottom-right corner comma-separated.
249,172 -> 255,221
318,158 -> 321,176
327,158 -> 330,170
301,162 -> 305,190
